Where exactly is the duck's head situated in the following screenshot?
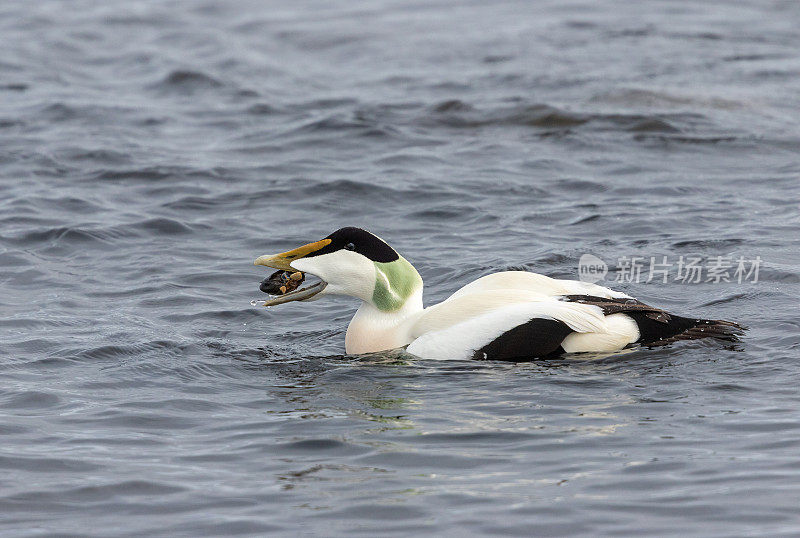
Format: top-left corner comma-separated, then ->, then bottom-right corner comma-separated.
254,227 -> 422,312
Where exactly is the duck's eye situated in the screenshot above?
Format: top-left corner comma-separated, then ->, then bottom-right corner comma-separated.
344,242 -> 355,251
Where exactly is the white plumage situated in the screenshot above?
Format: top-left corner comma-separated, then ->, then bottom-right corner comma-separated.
404,273 -> 638,360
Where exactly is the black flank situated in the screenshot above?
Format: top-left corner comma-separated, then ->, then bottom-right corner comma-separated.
473,318 -> 574,362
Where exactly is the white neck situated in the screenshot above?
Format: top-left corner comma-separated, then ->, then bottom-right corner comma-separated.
345,290 -> 424,354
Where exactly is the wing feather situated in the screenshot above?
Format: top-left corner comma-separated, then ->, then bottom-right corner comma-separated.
406,299 -> 607,361
446,271 -> 630,301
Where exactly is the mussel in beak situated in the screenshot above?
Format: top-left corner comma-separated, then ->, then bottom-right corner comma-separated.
260,270 -> 305,295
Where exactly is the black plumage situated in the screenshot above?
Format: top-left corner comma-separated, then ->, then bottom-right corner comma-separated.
306,227 -> 398,263
473,318 -> 573,361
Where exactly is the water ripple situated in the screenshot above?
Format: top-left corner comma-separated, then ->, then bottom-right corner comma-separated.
0,0 -> 798,535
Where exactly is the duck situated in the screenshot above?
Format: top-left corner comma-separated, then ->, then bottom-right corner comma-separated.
254,227 -> 743,361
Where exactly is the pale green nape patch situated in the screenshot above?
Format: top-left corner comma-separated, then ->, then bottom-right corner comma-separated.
372,257 -> 422,311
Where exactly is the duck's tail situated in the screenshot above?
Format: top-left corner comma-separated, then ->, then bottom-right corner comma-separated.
560,295 -> 746,348
627,312 -> 746,346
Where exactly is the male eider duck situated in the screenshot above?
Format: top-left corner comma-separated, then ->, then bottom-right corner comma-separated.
254,227 -> 743,361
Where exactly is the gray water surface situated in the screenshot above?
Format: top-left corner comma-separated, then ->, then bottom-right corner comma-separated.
1,1 -> 799,536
